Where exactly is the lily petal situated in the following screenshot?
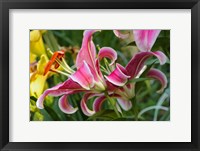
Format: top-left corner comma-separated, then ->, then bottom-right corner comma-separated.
126,51 -> 167,78
95,59 -> 104,79
36,78 -> 83,109
147,68 -> 167,93
30,73 -> 47,98
106,80 -> 118,92
93,96 -> 106,112
93,95 -> 132,112
70,61 -> 94,90
58,95 -> 78,114
98,47 -> 117,65
80,93 -> 96,116
117,98 -> 132,111
76,30 -> 98,69
37,55 -> 49,75
30,30 -> 46,56
113,30 -> 129,39
105,63 -> 130,87
133,30 -> 161,51
151,51 -> 167,65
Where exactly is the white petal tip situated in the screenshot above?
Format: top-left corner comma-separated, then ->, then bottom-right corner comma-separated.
36,102 -> 44,109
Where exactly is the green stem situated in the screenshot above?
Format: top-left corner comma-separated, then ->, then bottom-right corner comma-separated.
105,92 -> 121,118
70,96 -> 83,121
131,97 -> 138,121
104,58 -> 111,72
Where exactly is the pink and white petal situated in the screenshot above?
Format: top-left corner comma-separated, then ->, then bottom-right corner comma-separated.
95,59 -> 104,79
70,61 -> 94,90
152,51 -> 167,65
117,98 -> 132,111
106,80 -> 118,92
98,47 -> 117,65
76,30 -> 99,69
113,30 -> 129,39
93,94 -> 122,112
93,96 -> 106,112
133,30 -> 161,51
126,51 -> 167,78
58,95 -> 78,114
36,78 -> 83,109
80,93 -> 96,116
147,68 -> 167,93
105,63 -> 130,87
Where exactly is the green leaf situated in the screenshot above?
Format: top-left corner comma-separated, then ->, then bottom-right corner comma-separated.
30,96 -> 37,102
43,31 -> 59,52
112,117 -> 135,121
126,41 -> 136,47
44,105 -> 61,121
159,110 -> 170,121
30,96 -> 61,121
87,110 -> 118,121
33,112 -> 44,121
128,77 -> 151,84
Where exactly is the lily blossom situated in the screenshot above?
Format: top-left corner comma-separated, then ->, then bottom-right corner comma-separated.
36,29 -> 168,117
93,30 -> 168,112
37,30 -> 112,115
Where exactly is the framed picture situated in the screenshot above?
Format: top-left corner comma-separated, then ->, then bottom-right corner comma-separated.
1,0 -> 200,150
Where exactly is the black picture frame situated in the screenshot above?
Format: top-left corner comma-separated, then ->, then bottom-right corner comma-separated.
0,0 -> 200,150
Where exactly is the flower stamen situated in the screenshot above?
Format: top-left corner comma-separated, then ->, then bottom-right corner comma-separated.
44,49 -> 74,76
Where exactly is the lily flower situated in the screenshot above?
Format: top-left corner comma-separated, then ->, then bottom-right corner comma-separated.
37,30 -> 109,116
30,30 -> 46,57
30,30 -> 48,97
36,29 -> 168,117
30,30 -> 64,98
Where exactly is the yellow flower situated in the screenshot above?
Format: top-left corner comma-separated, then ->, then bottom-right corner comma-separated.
30,30 -> 46,56
30,52 -> 37,63
30,55 -> 49,97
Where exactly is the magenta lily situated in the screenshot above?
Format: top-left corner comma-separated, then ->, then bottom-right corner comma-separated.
36,29 -> 168,117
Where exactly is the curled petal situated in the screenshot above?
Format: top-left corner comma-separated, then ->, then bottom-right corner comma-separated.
70,61 -> 94,90
58,95 -> 78,114
81,93 -> 96,116
133,30 -> 161,51
93,95 -> 132,112
105,63 -> 130,87
117,98 -> 132,111
93,96 -> 106,112
147,68 -> 167,93
152,51 -> 167,65
113,30 -> 129,39
36,78 -> 83,109
126,51 -> 167,78
98,47 -> 117,65
76,30 -> 99,69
